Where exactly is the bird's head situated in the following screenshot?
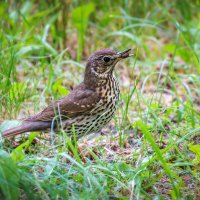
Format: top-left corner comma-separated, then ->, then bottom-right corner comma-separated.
84,48 -> 132,86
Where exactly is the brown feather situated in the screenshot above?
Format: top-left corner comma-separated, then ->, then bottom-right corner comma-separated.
2,121 -> 52,138
26,83 -> 100,122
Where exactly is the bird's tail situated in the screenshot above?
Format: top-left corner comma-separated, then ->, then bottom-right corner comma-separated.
1,120 -> 52,138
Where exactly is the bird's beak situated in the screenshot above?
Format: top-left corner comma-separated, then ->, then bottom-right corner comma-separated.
115,48 -> 133,59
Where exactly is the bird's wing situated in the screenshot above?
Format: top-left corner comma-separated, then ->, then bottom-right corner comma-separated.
26,84 -> 100,122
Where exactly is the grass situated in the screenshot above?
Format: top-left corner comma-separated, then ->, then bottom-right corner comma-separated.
0,0 -> 200,199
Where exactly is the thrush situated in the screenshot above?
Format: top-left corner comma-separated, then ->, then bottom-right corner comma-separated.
1,48 -> 132,139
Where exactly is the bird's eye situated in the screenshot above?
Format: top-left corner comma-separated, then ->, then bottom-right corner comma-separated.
103,56 -> 111,63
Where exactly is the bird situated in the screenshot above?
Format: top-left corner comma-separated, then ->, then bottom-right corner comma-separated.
1,48 -> 132,140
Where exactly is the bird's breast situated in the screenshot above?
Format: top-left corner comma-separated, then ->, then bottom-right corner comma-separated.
91,75 -> 120,114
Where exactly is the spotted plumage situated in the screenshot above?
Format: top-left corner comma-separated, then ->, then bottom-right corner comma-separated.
2,48 -> 131,139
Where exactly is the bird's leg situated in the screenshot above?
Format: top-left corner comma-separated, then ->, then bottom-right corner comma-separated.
62,128 -> 86,163
66,137 -> 86,163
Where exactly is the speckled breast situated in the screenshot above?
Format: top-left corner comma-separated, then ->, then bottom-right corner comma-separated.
63,75 -> 120,138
